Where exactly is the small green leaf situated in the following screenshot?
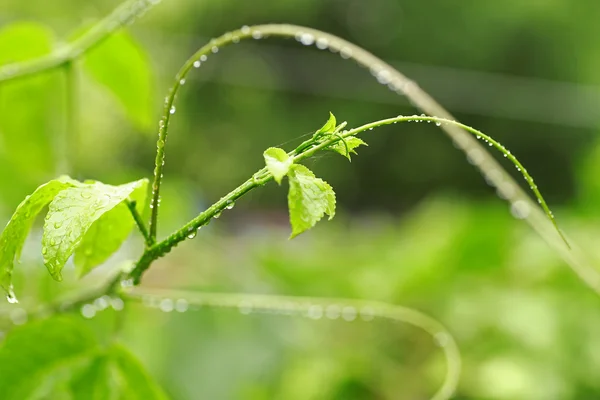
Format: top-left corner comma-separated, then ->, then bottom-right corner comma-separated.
42,179 -> 148,280
0,177 -> 79,295
0,316 -> 98,400
328,136 -> 368,160
73,182 -> 148,278
263,147 -> 293,184
315,112 -> 337,136
287,164 -> 336,238
82,30 -> 154,130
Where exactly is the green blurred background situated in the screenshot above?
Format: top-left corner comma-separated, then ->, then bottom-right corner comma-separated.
2,0 -> 600,398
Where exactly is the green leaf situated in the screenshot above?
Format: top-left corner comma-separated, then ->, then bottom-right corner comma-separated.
42,178 -> 148,280
287,164 -> 336,238
73,181 -> 148,278
315,112 -> 337,136
108,344 -> 169,400
0,177 -> 79,296
263,147 -> 293,184
70,354 -> 113,400
82,30 -> 154,130
327,136 -> 368,160
69,344 -> 168,400
0,316 -> 98,400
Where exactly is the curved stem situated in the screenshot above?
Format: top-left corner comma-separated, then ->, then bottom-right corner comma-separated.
124,288 -> 461,400
133,114 -> 560,285
148,24 -> 598,295
0,0 -> 162,83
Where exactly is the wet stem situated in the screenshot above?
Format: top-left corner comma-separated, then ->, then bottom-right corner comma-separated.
129,114 -> 562,285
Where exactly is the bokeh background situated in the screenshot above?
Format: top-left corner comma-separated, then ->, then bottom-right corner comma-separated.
2,0 -> 600,399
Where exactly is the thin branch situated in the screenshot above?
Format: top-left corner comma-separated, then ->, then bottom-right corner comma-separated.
126,200 -> 153,247
0,0 -> 162,83
124,288 -> 461,400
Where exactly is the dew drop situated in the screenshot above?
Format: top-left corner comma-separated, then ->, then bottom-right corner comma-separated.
94,296 -> 110,310
200,55 -> 207,62
49,238 -> 56,246
340,47 -> 353,59
81,191 -> 92,199
211,46 -> 219,53
342,306 -> 357,321
120,278 -> 134,289
300,33 -> 314,46
111,297 -> 125,311
175,298 -> 189,312
225,200 -> 235,210
510,200 -> 530,219
6,285 -> 18,304
435,121 -> 442,127
232,35 -> 240,43
325,304 -> 341,319
376,70 -> 391,85
42,246 -> 48,255
169,106 -> 176,115
252,30 -> 263,39
316,37 -> 328,50
193,60 -> 201,69
307,304 -> 323,320
214,211 -> 222,219
241,25 -> 251,35
81,304 -> 96,319
53,221 -> 62,229
187,229 -> 197,239
179,78 -> 186,85
159,298 -> 174,312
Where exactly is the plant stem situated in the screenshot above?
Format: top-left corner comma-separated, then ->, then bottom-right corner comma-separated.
0,0 -> 162,83
146,24 -> 589,294
126,200 -> 153,247
132,168 -> 270,283
123,288 -> 460,400
134,114 -> 568,284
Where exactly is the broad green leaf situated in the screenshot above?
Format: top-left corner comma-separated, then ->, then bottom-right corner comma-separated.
109,344 -> 169,400
0,316 -> 98,400
314,112 -> 337,136
327,136 -> 368,160
263,147 -> 293,184
0,177 -> 79,295
287,164 -> 336,238
73,181 -> 148,277
0,23 -> 59,203
82,30 -> 154,130
69,344 -> 168,400
42,179 -> 148,280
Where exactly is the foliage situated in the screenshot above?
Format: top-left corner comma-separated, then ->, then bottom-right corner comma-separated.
0,0 -> 594,399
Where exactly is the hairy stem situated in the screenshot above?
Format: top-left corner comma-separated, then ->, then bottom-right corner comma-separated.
0,0 -> 162,83
133,114 -> 560,284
